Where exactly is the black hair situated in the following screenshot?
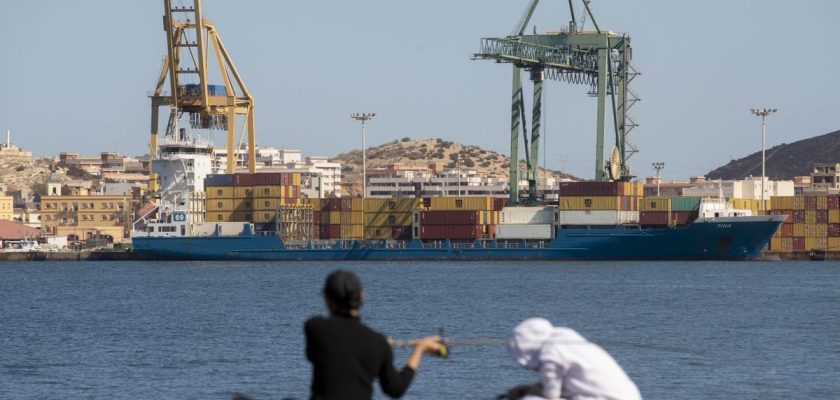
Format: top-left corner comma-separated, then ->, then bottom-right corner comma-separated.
323,269 -> 363,315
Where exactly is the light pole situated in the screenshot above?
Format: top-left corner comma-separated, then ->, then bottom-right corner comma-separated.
751,108 -> 777,211
350,113 -> 375,198
652,162 -> 665,197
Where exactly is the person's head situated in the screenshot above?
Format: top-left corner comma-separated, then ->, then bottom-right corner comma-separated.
508,318 -> 554,370
322,269 -> 365,317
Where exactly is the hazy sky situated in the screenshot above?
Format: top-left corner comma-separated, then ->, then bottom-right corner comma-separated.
2,1 -> 838,180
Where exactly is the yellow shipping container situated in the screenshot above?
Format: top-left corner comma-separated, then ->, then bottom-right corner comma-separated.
805,237 -> 828,250
207,199 -> 235,211
829,237 -> 840,250
559,196 -> 625,211
627,182 -> 645,197
207,211 -> 234,222
292,173 -> 302,186
364,212 -> 413,227
231,211 -> 253,222
254,211 -> 277,223
429,197 -> 492,211
363,198 -> 421,213
770,237 -> 794,252
253,185 -> 282,198
206,186 -> 234,199
364,227 -> 394,240
805,210 -> 818,225
640,198 -> 671,212
231,198 -> 254,211
281,198 -> 303,206
340,211 -> 364,225
793,224 -> 806,237
793,196 -> 806,210
254,198 -> 279,211
321,211 -> 341,225
303,198 -> 321,210
771,196 -> 795,210
804,224 -> 828,237
816,196 -> 828,210
341,224 -> 364,239
830,210 -> 840,224
234,187 -> 254,198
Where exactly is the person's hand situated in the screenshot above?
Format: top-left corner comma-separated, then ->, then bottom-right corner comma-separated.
413,335 -> 443,355
505,383 -> 539,400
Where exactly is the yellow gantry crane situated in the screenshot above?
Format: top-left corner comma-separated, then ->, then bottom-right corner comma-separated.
149,0 -> 256,178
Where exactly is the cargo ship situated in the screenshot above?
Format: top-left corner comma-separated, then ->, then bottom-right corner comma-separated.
132,172 -> 785,261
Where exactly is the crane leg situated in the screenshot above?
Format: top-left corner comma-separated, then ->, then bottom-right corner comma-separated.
595,48 -> 608,180
530,69 -> 544,199
510,66 -> 524,206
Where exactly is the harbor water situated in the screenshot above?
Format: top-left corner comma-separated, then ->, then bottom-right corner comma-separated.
1,261 -> 838,399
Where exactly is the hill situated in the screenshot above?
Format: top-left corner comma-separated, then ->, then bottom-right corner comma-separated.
0,157 -> 54,193
330,137 -> 577,196
706,129 -> 840,180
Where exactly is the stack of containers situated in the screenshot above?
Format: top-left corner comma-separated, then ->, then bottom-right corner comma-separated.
769,195 -> 840,252
639,196 -> 701,227
496,206 -> 556,239
363,198 -> 419,240
557,181 -> 644,226
415,197 -> 499,240
319,198 -> 364,239
729,198 -> 770,215
205,172 -> 304,231
303,198 -> 321,239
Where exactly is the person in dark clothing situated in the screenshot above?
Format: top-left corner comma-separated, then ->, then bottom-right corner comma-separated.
305,269 -> 443,400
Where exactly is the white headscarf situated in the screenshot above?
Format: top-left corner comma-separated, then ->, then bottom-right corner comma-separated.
507,318 -> 554,370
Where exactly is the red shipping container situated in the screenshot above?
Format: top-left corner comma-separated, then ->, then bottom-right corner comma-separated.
557,181 -> 627,196
420,210 -> 479,225
805,196 -> 818,210
671,211 -> 699,226
816,210 -> 829,224
793,237 -> 806,251
792,210 -> 806,224
639,211 -> 670,226
419,225 -> 481,240
320,224 -> 341,239
391,227 -> 412,240
313,211 -> 321,224
322,199 -> 341,211
492,198 -> 508,211
829,224 -> 840,237
828,196 -> 840,210
779,223 -> 794,237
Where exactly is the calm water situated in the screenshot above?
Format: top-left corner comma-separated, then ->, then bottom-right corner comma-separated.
1,260 -> 839,399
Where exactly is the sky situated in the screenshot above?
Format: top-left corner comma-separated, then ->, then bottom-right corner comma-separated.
1,0 -> 838,180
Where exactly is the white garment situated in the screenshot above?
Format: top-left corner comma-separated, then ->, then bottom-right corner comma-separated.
508,318 -> 642,400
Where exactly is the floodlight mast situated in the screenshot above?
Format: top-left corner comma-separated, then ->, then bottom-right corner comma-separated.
351,113 -> 376,198
750,108 -> 777,211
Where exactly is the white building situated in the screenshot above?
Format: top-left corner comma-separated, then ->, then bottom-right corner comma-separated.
682,177 -> 794,199
366,169 -> 509,198
809,163 -> 840,192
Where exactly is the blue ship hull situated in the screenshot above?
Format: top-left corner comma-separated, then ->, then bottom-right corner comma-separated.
132,216 -> 784,261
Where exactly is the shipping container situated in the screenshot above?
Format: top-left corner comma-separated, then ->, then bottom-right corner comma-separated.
769,237 -> 794,252
778,223 -> 794,237
805,237 -> 828,250
206,186 -> 234,199
207,199 -> 235,212
816,196 -> 828,210
793,236 -> 806,251
231,198 -> 253,211
558,196 -> 637,211
805,210 -> 817,225
233,187 -> 254,198
231,211 -> 253,222
829,237 -> 840,249
639,211 -> 670,226
830,224 -> 840,237
816,210 -> 829,224
495,224 -> 553,239
670,211 -> 698,225
419,224 -> 482,240
391,226 -> 413,240
253,198 -> 278,211
492,197 -> 509,211
320,224 -> 341,239
207,211 -> 234,223
828,196 -> 840,210
340,224 -> 364,239
364,212 -> 413,227
364,227 -> 393,240
804,224 -> 828,237
771,196 -> 795,210
793,196 -> 806,210
340,211 -> 364,225
252,185 -> 281,198
793,224 -> 806,237
419,210 -> 480,225
830,210 -> 840,224
666,197 -> 702,212
303,198 -> 321,210
205,174 -> 235,187
792,210 -> 806,224
254,211 -> 277,223
804,196 -> 818,210
429,197 -> 493,211
499,206 -> 556,224
640,198 -> 671,212
363,198 -> 421,213
769,209 -> 793,223
556,181 -> 638,197
558,210 -> 640,225
321,211 -> 341,225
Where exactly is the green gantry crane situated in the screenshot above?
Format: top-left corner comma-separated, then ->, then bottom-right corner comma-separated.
474,0 -> 640,205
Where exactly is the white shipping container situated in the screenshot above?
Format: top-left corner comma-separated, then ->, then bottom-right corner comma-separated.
557,210 -> 639,225
499,206 -> 557,224
193,222 -> 254,236
495,224 -> 553,239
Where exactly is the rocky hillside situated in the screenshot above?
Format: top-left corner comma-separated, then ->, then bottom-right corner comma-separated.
0,157 -> 55,193
706,129 -> 840,180
331,137 -> 577,196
